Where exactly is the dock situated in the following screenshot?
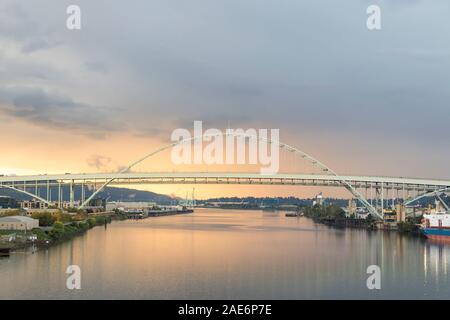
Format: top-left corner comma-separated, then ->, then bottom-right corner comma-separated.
285,211 -> 303,217
0,248 -> 11,257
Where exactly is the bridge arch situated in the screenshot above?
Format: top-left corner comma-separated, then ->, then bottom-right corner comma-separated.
0,184 -> 51,205
80,132 -> 382,219
404,187 -> 450,207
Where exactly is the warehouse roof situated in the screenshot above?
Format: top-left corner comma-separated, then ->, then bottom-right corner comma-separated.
0,216 -> 38,223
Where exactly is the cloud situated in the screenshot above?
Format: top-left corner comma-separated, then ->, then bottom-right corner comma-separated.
1,0 -> 450,179
0,2 -> 62,47
379,48 -> 450,61
21,38 -> 62,54
84,61 -> 109,74
86,154 -> 112,171
0,86 -> 124,138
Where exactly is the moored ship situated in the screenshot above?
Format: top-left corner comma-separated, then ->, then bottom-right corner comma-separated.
421,211 -> 450,240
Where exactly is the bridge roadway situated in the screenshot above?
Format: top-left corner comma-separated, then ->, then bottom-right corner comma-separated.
1,172 -> 450,192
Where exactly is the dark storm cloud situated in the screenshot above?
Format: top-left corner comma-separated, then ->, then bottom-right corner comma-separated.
0,86 -> 124,138
0,1 -> 63,48
21,38 -> 63,54
1,0 -> 450,148
68,0 -> 449,143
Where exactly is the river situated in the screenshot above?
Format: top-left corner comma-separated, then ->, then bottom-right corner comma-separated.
1,209 -> 449,299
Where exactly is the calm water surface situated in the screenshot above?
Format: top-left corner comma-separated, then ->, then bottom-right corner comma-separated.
1,209 -> 449,299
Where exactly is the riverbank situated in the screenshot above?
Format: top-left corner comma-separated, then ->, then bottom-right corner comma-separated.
120,208 -> 194,219
1,209 -> 196,253
314,217 -> 377,230
303,204 -> 424,237
0,214 -> 113,253
397,220 -> 423,236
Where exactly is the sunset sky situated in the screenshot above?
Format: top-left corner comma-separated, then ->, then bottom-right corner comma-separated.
1,1 -> 449,199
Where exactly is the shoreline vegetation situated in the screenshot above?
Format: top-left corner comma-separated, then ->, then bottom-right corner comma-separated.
0,207 -> 193,253
302,204 -> 377,230
0,210 -> 130,252
0,207 -> 210,253
302,204 -> 423,236
397,217 -> 423,236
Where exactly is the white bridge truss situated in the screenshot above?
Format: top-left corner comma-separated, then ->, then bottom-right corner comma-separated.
1,172 -> 449,219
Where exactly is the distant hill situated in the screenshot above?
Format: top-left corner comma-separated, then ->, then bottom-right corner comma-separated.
198,196 -> 343,207
199,195 -> 450,208
0,185 -> 177,204
2,186 -> 447,208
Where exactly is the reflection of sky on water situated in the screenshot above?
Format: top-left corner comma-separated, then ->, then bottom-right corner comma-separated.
424,242 -> 449,294
1,209 -> 450,299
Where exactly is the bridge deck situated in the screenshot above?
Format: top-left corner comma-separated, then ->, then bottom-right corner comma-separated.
1,172 -> 449,189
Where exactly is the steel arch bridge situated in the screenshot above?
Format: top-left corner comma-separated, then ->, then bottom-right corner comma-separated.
1,133 -> 449,219
1,172 -> 449,219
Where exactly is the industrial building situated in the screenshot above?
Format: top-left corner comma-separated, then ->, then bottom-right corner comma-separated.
20,200 -> 49,210
0,216 -> 39,231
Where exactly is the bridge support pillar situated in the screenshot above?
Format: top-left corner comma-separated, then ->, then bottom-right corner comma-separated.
46,181 -> 50,203
81,183 -> 85,204
58,182 -> 62,208
70,180 -> 74,208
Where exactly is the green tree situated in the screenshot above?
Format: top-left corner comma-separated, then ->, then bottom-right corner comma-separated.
32,228 -> 50,241
58,213 -> 74,223
325,205 -> 345,219
87,218 -> 96,228
49,221 -> 65,239
31,212 -> 57,227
